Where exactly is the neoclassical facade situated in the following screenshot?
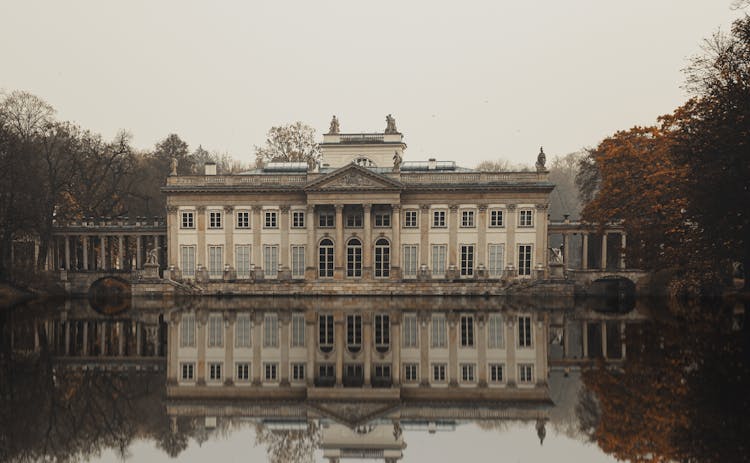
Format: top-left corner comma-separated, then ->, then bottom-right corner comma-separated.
163,117 -> 554,283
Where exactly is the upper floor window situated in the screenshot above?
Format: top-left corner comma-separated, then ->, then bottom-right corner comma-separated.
181,211 -> 195,229
374,212 -> 391,227
319,238 -> 334,278
489,209 -> 504,227
292,211 -> 305,228
208,211 -> 222,229
432,210 -> 446,228
319,314 -> 334,352
461,210 -> 475,228
236,210 -> 250,229
264,210 -> 278,229
319,211 -> 334,228
519,209 -> 534,227
346,213 -> 362,228
404,210 -> 418,228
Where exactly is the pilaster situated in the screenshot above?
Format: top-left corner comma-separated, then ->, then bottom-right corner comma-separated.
363,204 -> 373,279
390,204 -> 401,280
252,206 -> 262,270
167,205 -> 178,267
448,204 -> 459,269
334,205 -> 344,280
419,204 -> 430,267
280,205 -> 290,275
505,204 -> 517,278
224,206 -> 235,272
197,206 -> 207,270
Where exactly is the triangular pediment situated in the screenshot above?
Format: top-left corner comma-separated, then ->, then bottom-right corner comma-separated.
307,400 -> 400,427
305,164 -> 402,192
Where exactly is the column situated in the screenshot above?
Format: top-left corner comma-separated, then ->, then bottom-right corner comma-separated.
225,312 -> 236,385
506,204 -> 517,274
391,204 -> 401,279
118,235 -> 124,270
82,236 -> 89,270
196,312 -> 207,384
535,204 -> 549,271
363,313 -> 372,386
419,312 -> 430,386
167,206 -> 179,268
252,312 -> 262,385
100,322 -> 107,356
252,206 -> 262,270
620,233 -> 627,269
601,233 -> 608,270
136,235 -> 142,270
334,311 -> 344,386
419,204 -> 430,267
391,314 -> 401,386
100,236 -> 107,270
305,312 -> 316,386
448,312 -> 458,386
64,236 -> 70,270
363,204 -> 372,279
280,312 -> 290,386
448,205 -> 458,269
477,205 -> 488,269
334,204 -> 344,280
582,233 -> 589,270
506,317 -> 517,385
477,314 -> 487,387
305,205 -> 316,280
562,233 -> 570,267
225,206 -> 235,271
279,205 -> 290,272
196,206 -> 207,269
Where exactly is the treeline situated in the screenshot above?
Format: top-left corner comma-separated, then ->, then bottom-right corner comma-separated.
575,14 -> 750,295
0,92 -> 247,279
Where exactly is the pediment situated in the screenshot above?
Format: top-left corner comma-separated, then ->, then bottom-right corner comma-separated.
305,164 -> 402,192
307,401 -> 400,427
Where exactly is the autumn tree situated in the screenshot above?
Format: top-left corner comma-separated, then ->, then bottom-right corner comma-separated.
254,122 -> 320,169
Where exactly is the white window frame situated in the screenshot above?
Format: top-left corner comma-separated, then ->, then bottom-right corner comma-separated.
318,211 -> 334,228
208,210 -> 222,229
488,314 -> 504,348
404,363 -> 419,383
208,314 -> 224,348
489,209 -> 504,228
460,363 -> 476,383
235,314 -> 252,348
180,362 -> 195,381
291,313 -> 305,347
235,244 -> 251,278
291,210 -> 305,228
460,209 -> 475,228
519,364 -> 534,384
402,244 -> 418,278
264,362 -> 279,382
263,313 -> 279,348
460,244 -> 475,277
460,315 -> 474,347
431,244 -> 447,277
180,245 -> 196,278
432,363 -> 447,383
403,209 -> 418,228
488,244 -> 504,277
346,213 -> 363,228
181,211 -> 195,229
518,244 -> 533,276
519,209 -> 534,227
208,362 -> 223,382
432,210 -> 446,228
518,315 -> 533,348
264,210 -> 278,229
264,244 -> 279,278
236,362 -> 251,382
180,313 -> 196,347
431,315 -> 447,348
489,363 -> 505,383
402,315 -> 418,348
291,363 -> 306,381
236,210 -> 250,229
208,245 -> 223,278
291,245 -> 305,278
374,212 -> 391,227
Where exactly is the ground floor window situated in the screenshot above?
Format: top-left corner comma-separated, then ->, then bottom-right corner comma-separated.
519,364 -> 534,383
319,239 -> 334,278
236,362 -> 251,382
404,363 -> 419,382
432,363 -> 447,382
264,245 -> 279,278
208,245 -> 223,278
291,245 -> 305,278
180,245 -> 196,277
489,363 -> 504,383
292,363 -> 305,381
235,244 -> 251,278
374,238 -> 390,278
460,244 -> 474,276
431,244 -> 447,277
518,244 -> 532,276
347,238 -> 362,277
180,362 -> 195,381
460,363 -> 476,383
264,363 -> 278,382
402,244 -> 418,278
488,244 -> 504,277
208,362 -> 223,382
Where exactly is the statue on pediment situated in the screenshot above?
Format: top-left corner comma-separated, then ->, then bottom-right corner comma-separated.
328,115 -> 340,135
385,114 -> 398,134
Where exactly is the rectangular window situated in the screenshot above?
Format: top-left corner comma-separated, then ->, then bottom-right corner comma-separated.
264,313 -> 279,348
291,313 -> 305,347
404,210 -> 418,228
236,362 -> 251,382
432,210 -> 446,228
208,314 -> 224,347
208,211 -> 222,229
346,314 -> 362,351
180,362 -> 195,381
292,211 -> 305,228
264,245 -> 279,278
461,210 -> 475,228
236,210 -> 250,229
319,211 -> 334,228
431,244 -> 447,277
432,363 -> 447,382
291,363 -> 306,381
488,244 -> 504,277
519,209 -> 534,227
181,211 -> 194,229
431,315 -> 447,348
374,212 -> 390,227
318,364 -> 335,381
519,364 -> 534,383
518,244 -> 532,276
291,245 -> 305,278
235,314 -> 252,348
208,245 -> 223,278
518,315 -> 533,347
402,244 -> 418,278
235,245 -> 251,278
180,313 -> 196,347
460,315 -> 474,347
264,363 -> 278,382
319,315 -> 334,351
180,245 -> 196,277
461,363 -> 476,382
374,364 -> 391,380
488,314 -> 504,348
346,213 -> 362,228
489,364 -> 504,383
374,314 -> 390,351
404,363 -> 419,382
489,209 -> 504,227
460,244 -> 474,276
264,211 -> 278,229
402,315 -> 418,348
208,362 -> 223,382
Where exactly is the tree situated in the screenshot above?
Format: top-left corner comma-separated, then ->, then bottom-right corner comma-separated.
254,122 -> 320,169
475,159 -> 531,172
548,151 -> 585,220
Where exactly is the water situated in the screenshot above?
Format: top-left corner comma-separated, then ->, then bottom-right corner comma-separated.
1,296 -> 747,463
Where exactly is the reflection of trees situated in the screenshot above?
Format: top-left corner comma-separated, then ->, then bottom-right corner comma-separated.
579,303 -> 749,463
254,421 -> 321,463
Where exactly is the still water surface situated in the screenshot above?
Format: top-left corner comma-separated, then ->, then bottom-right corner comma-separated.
1,296 -> 747,463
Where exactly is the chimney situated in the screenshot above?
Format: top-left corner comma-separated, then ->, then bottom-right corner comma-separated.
204,162 -> 217,175
428,158 -> 436,170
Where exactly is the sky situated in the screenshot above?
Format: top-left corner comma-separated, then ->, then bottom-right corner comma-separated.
0,1 -> 745,169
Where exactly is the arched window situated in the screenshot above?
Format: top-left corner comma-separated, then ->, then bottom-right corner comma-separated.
347,238 -> 362,278
374,238 -> 390,278
319,239 -> 334,278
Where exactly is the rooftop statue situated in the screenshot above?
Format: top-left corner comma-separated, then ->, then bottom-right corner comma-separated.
328,115 -> 340,135
170,157 -> 178,176
535,147 -> 547,172
385,114 -> 398,134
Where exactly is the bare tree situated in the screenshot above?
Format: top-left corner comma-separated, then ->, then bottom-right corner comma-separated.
254,122 -> 321,169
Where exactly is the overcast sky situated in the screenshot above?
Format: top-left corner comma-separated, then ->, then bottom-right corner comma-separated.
1,1 -> 745,168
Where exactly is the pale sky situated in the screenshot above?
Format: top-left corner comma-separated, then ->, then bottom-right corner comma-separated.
1,1 -> 744,168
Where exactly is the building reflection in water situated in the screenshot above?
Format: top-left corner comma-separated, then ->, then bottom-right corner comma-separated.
4,296 -> 652,462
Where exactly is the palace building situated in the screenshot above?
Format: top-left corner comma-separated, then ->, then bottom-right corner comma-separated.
162,115 -> 554,283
